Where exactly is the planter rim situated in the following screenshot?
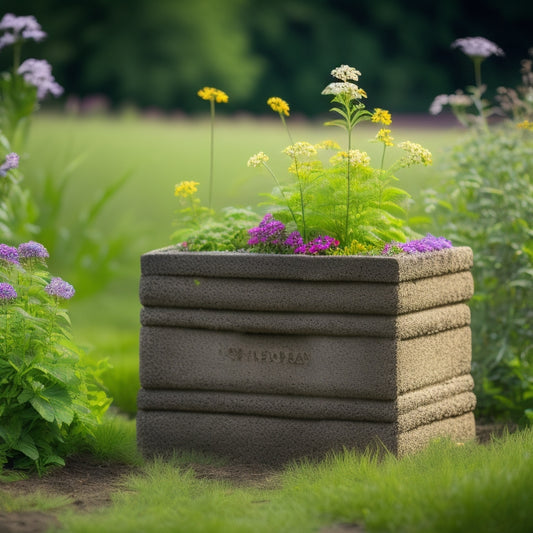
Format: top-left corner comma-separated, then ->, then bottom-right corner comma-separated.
141,246 -> 473,283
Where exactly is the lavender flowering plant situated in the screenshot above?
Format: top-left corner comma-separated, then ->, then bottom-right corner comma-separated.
0,13 -> 63,145
429,36 -> 533,131
0,241 -> 111,473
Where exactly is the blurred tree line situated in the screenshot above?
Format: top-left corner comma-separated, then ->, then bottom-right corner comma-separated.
1,0 -> 531,115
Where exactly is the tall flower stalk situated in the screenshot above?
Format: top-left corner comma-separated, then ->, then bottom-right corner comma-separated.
322,65 -> 372,243
430,37 -> 504,131
197,87 -> 228,209
266,97 -> 310,238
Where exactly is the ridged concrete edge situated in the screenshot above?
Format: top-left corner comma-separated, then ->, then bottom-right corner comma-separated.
140,247 -> 473,282
136,411 -> 476,463
140,303 -> 471,339
137,374 -> 475,423
139,271 -> 474,315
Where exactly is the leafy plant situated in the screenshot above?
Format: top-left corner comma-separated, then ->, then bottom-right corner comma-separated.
172,181 -> 258,251
423,39 -> 533,423
0,14 -> 132,297
0,242 -> 111,474
248,65 -> 432,249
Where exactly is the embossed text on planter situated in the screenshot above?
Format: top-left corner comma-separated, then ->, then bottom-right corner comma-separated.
220,346 -> 311,366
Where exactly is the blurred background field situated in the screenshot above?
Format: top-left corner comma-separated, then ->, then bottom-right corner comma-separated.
3,0 -> 531,419
19,113 -> 462,414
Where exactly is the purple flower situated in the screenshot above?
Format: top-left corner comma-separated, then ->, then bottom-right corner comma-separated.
248,214 -> 286,246
285,231 -> 304,249
383,234 -> 453,254
451,37 -> 504,59
0,282 -> 17,301
18,59 -> 63,100
0,13 -> 46,50
294,235 -> 340,255
0,244 -> 19,265
0,152 -> 19,177
18,241 -> 49,261
45,277 -> 75,300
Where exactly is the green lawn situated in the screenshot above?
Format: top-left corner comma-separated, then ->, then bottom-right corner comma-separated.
21,112 -> 463,413
5,113 -> 533,532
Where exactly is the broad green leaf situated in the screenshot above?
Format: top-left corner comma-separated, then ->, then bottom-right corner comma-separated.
12,433 -> 39,461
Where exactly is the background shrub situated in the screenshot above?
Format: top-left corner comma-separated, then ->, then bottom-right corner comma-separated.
421,125 -> 533,423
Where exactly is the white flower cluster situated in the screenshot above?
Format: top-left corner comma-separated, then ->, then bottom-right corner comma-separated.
429,92 -> 473,115
330,65 -> 361,82
330,150 -> 370,167
451,37 -> 504,59
322,82 -> 367,100
322,64 -> 366,101
247,152 -> 269,167
283,142 -> 317,158
397,141 -> 433,167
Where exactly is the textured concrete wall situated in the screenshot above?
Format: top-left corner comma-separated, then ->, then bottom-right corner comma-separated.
138,247 -> 476,463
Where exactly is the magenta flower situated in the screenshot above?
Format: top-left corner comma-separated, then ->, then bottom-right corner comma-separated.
285,231 -> 304,249
45,277 -> 75,300
294,235 -> 340,255
248,214 -> 286,246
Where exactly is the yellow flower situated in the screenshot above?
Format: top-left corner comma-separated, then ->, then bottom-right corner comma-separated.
371,108 -> 392,126
247,152 -> 270,167
376,128 -> 394,147
197,87 -> 229,103
517,119 -> 533,131
174,180 -> 199,198
267,97 -> 290,116
315,139 -> 341,150
397,141 -> 433,167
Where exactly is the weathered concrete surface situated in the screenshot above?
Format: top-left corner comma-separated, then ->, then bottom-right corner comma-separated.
136,411 -> 476,463
139,326 -> 472,400
138,247 -> 476,462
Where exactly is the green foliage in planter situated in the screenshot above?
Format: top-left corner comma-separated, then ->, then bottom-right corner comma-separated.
172,182 -> 259,251
421,126 -> 533,423
0,244 -> 111,474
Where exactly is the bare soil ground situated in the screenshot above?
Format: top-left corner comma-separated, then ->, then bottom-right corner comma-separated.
0,422 -> 518,533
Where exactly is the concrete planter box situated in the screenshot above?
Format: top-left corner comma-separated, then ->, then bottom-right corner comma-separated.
137,247 -> 476,463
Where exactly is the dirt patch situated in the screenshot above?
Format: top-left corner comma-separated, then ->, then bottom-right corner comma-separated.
0,423 -> 519,533
0,455 -> 134,533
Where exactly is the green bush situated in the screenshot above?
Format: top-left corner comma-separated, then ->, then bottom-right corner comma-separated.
422,126 -> 533,423
0,242 -> 111,474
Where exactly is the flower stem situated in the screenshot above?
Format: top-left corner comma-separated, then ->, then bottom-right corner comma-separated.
208,98 -> 215,209
280,113 -> 306,239
263,161 -> 298,228
280,114 -> 294,145
345,100 -> 352,245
